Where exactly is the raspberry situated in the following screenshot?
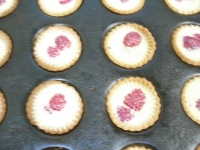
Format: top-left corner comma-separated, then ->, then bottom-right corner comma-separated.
50,94 -> 66,111
123,32 -> 142,47
47,35 -> 71,58
196,99 -> 200,111
194,34 -> 200,40
59,0 -> 72,4
55,35 -> 71,50
183,35 -> 200,50
47,47 -> 60,58
124,89 -> 145,111
121,0 -> 128,3
44,106 -> 53,114
117,106 -> 133,122
0,0 -> 5,5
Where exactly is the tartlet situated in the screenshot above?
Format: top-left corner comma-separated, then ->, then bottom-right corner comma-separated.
33,25 -> 82,71
104,23 -> 156,69
26,80 -> 84,134
172,24 -> 200,66
181,76 -> 200,125
38,0 -> 83,17
106,77 -> 161,132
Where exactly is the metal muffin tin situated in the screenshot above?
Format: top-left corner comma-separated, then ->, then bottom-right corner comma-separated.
0,0 -> 200,149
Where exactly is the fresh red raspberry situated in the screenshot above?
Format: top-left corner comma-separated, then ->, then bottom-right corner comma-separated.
124,89 -> 145,111
194,34 -> 200,40
0,0 -> 5,5
47,47 -> 60,58
50,94 -> 66,111
123,32 -> 142,47
121,0 -> 129,3
59,0 -> 72,4
183,35 -> 200,50
196,99 -> 200,111
44,106 -> 53,114
55,35 -> 71,50
117,106 -> 133,122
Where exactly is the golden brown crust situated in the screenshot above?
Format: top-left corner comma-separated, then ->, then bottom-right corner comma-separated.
196,145 -> 200,150
164,0 -> 200,15
0,0 -> 19,18
104,23 -> 156,69
0,91 -> 7,123
38,0 -> 83,17
172,24 -> 200,66
0,30 -> 12,67
26,80 -> 84,134
181,76 -> 200,124
102,0 -> 145,15
106,77 -> 161,132
123,145 -> 152,150
33,25 -> 82,72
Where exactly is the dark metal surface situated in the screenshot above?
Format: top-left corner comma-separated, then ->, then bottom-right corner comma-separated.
42,147 -> 68,150
0,0 -> 200,150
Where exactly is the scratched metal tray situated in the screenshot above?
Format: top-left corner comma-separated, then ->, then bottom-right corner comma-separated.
0,0 -> 200,150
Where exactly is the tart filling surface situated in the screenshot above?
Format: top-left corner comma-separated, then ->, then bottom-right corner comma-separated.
102,0 -> 145,15
123,145 -> 152,150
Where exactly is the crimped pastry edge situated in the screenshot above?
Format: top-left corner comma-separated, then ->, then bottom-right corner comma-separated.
0,91 -> 7,123
196,144 -> 200,150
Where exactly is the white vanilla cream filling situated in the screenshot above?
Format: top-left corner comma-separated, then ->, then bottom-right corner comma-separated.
125,147 -> 151,150
184,78 -> 200,117
39,0 -> 78,13
109,82 -> 157,125
34,27 -> 81,66
0,38 -> 8,61
107,26 -> 149,64
0,0 -> 16,15
168,0 -> 200,12
105,0 -> 142,11
32,83 -> 82,128
175,26 -> 200,61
